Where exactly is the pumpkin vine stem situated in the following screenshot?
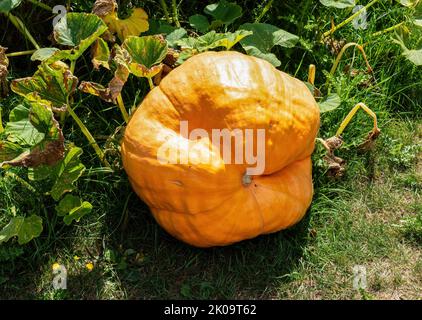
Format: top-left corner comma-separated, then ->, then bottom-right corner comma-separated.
27,0 -> 53,11
116,93 -> 129,124
322,0 -> 381,38
255,0 -> 274,23
326,42 -> 374,94
308,64 -> 316,85
6,13 -> 40,50
0,107 -> 4,133
6,49 -> 37,57
336,102 -> 379,138
159,0 -> 172,24
66,101 -> 110,168
171,0 -> 181,28
147,77 -> 155,90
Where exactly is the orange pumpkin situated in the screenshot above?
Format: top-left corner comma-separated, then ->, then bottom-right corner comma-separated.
121,51 -> 320,247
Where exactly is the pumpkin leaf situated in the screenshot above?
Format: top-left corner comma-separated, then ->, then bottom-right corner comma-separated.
30,48 -> 60,62
213,30 -> 253,50
55,194 -> 93,225
49,146 -> 86,201
0,215 -> 43,245
239,23 -> 299,67
166,28 -> 188,47
0,0 -> 22,13
0,141 -> 25,162
189,14 -> 210,33
319,0 -> 356,9
49,13 -> 107,63
318,93 -> 342,113
123,36 -> 168,78
393,31 -> 422,65
91,38 -> 110,70
1,102 -> 65,168
11,61 -> 78,109
204,0 -> 242,27
146,19 -> 177,35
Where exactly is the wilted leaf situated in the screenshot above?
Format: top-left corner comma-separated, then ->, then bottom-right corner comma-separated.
123,36 -> 168,78
55,194 -> 93,225
100,3 -> 149,41
239,23 -> 299,67
11,61 -> 78,108
189,14 -> 210,33
79,82 -> 114,102
0,46 -> 9,97
0,141 -> 25,162
91,38 -> 110,70
318,93 -> 342,113
92,0 -> 116,17
0,215 -> 43,245
319,0 -> 356,9
50,146 -> 86,201
30,48 -> 60,62
0,0 -> 22,13
204,0 -> 242,27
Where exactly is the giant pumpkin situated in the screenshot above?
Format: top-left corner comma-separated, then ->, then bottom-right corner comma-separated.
121,51 -> 320,247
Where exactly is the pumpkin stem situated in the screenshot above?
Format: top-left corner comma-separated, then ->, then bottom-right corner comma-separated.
159,0 -> 172,24
336,102 -> 379,138
116,93 -> 130,124
308,64 -> 316,85
242,173 -> 253,186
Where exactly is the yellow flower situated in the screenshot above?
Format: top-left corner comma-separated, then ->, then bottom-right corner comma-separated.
73,255 -> 80,261
86,262 -> 94,271
52,263 -> 61,271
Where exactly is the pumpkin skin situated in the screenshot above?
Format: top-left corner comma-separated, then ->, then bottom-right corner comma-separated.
121,51 -> 320,247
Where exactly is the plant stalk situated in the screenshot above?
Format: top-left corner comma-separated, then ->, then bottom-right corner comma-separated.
116,93 -> 129,124
70,60 -> 76,74
308,64 -> 316,85
171,0 -> 181,28
66,103 -> 110,167
255,0 -> 274,23
159,0 -> 172,24
336,102 -> 378,137
0,107 -> 4,133
7,13 -> 40,50
372,22 -> 405,37
27,0 -> 53,11
147,77 -> 155,90
323,0 -> 381,38
6,49 -> 37,57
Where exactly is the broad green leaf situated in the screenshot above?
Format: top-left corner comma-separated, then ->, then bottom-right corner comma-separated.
5,103 -> 44,145
56,194 -> 93,225
319,0 -> 356,9
166,28 -> 188,48
91,38 -> 110,70
189,14 -> 210,33
0,0 -> 22,13
146,19 -> 177,35
30,48 -> 60,62
123,36 -> 168,78
1,102 -> 64,168
51,13 -> 107,62
204,0 -> 242,26
177,30 -> 248,52
396,0 -> 420,7
0,215 -> 42,245
239,23 -> 299,67
214,30 -> 252,50
50,146 -> 86,201
11,61 -> 77,108
414,2 -> 422,27
318,94 -> 342,113
393,32 -> 422,65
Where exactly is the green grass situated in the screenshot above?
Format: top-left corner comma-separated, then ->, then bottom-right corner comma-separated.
0,0 -> 421,299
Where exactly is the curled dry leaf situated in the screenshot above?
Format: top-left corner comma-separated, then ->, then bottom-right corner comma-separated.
358,127 -> 381,151
0,46 -> 9,98
318,136 -> 346,178
91,38 -> 110,70
92,0 -> 117,18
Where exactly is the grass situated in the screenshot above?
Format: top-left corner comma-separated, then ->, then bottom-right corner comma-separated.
0,0 -> 421,299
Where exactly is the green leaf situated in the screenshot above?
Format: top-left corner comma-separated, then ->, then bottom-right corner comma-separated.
30,48 -> 60,62
91,38 -> 110,70
239,23 -> 299,67
0,215 -> 43,245
0,0 -> 22,13
204,0 -> 242,26
55,194 -> 93,225
0,141 -> 25,162
393,31 -> 422,66
166,28 -> 188,47
50,146 -> 86,201
213,30 -> 252,50
318,94 -> 342,113
50,13 -> 108,62
11,61 -> 78,109
123,36 -> 168,78
189,14 -> 210,33
146,19 -> 177,35
319,0 -> 356,9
